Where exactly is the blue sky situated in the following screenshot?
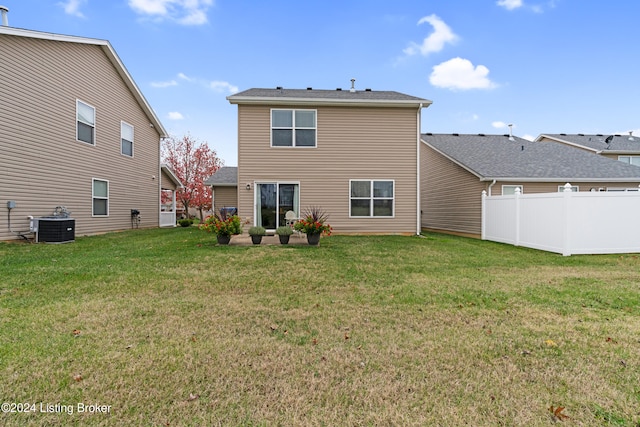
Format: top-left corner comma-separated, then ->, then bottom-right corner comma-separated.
6,0 -> 640,166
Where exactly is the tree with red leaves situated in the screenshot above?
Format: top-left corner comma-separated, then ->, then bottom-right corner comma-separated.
162,134 -> 223,221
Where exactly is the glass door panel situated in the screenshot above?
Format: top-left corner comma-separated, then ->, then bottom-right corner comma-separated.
257,183 -> 276,229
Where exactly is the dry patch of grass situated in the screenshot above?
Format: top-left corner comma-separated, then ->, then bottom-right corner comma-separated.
0,229 -> 639,426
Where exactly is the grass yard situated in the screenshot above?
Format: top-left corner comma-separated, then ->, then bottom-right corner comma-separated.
0,228 -> 639,426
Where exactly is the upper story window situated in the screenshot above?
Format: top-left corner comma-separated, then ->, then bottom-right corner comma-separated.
271,109 -> 316,147
121,121 -> 134,157
350,180 -> 394,217
618,155 -> 640,166
77,100 -> 95,145
558,185 -> 579,192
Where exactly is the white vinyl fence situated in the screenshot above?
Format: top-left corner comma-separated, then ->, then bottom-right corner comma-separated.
482,183 -> 640,256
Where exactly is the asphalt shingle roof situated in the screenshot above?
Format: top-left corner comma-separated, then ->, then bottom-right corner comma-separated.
228,87 -> 431,105
205,166 -> 237,186
539,133 -> 640,153
422,133 -> 640,181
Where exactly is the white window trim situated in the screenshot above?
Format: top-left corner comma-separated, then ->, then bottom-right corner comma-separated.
349,179 -> 395,218
501,185 -> 523,195
76,99 -> 96,146
92,178 -> 109,217
270,108 -> 317,148
121,121 -> 134,157
253,181 -> 301,229
606,187 -> 640,192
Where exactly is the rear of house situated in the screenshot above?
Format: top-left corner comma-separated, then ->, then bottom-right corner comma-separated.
228,87 -> 431,234
0,26 -> 166,241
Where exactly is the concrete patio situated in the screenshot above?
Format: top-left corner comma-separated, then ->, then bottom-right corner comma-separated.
227,234 -> 310,246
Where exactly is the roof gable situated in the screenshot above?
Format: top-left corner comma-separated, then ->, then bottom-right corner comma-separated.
0,26 -> 167,137
422,133 -> 640,182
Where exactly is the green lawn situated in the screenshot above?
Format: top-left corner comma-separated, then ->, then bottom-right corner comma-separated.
1,228 -> 639,426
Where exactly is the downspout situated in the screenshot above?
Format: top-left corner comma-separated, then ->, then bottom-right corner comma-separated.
416,103 -> 423,235
487,179 -> 496,196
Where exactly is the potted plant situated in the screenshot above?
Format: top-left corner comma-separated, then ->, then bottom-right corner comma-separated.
275,225 -> 293,244
199,209 -> 243,245
248,225 -> 266,245
294,206 -> 332,246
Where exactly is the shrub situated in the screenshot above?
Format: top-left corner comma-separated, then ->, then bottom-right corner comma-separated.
178,219 -> 192,227
248,226 -> 266,236
276,226 -> 293,236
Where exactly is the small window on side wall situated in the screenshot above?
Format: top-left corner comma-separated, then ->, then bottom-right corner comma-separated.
121,121 -> 134,157
77,100 -> 95,145
92,178 -> 109,216
501,185 -> 523,195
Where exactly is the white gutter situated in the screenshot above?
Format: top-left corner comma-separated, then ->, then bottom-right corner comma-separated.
487,179 -> 496,196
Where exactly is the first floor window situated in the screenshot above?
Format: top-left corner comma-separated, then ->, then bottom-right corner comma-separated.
618,156 -> 640,166
558,185 -> 579,192
502,185 -> 523,195
350,180 -> 394,217
93,179 -> 109,216
121,121 -> 134,157
77,100 -> 95,145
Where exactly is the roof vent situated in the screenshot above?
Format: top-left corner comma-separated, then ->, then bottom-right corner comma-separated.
350,78 -> 356,93
452,133 -> 459,136
560,133 -> 567,136
306,87 -> 312,90
508,124 -> 515,141
336,88 -> 342,91
276,86 -> 283,90
629,131 -> 635,141
0,5 -> 8,26
425,132 -> 433,135
478,133 -> 485,137
365,88 -> 372,92
578,133 -> 584,136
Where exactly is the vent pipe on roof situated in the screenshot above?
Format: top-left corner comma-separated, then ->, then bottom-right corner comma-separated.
0,5 -> 8,26
350,78 -> 356,93
508,124 -> 515,141
629,131 -> 635,141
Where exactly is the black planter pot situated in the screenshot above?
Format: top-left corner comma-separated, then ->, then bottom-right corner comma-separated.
251,235 -> 263,245
217,234 -> 231,245
278,234 -> 290,245
306,233 -> 321,246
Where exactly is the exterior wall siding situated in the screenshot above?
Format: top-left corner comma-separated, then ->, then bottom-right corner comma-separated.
0,34 -> 161,241
420,143 -> 485,236
212,187 -> 238,214
236,104 -> 419,234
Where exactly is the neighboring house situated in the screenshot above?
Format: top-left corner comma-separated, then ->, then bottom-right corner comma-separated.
0,24 -> 168,241
536,133 -> 640,166
421,133 -> 640,237
226,86 -> 432,234
204,166 -> 238,215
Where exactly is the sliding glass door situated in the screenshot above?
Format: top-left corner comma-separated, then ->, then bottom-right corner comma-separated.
256,182 -> 299,231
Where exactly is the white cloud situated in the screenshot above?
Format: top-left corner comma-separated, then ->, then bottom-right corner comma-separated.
178,72 -> 194,82
430,57 -> 497,90
128,0 -> 213,25
58,0 -> 86,18
497,0 -> 523,10
168,112 -> 184,120
522,134 -> 535,141
492,121 -> 509,129
210,81 -> 239,94
403,14 -> 458,57
151,80 -> 178,88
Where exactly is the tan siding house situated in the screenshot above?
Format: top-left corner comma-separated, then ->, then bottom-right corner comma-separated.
227,88 -> 431,234
0,26 -> 167,241
421,133 -> 640,237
